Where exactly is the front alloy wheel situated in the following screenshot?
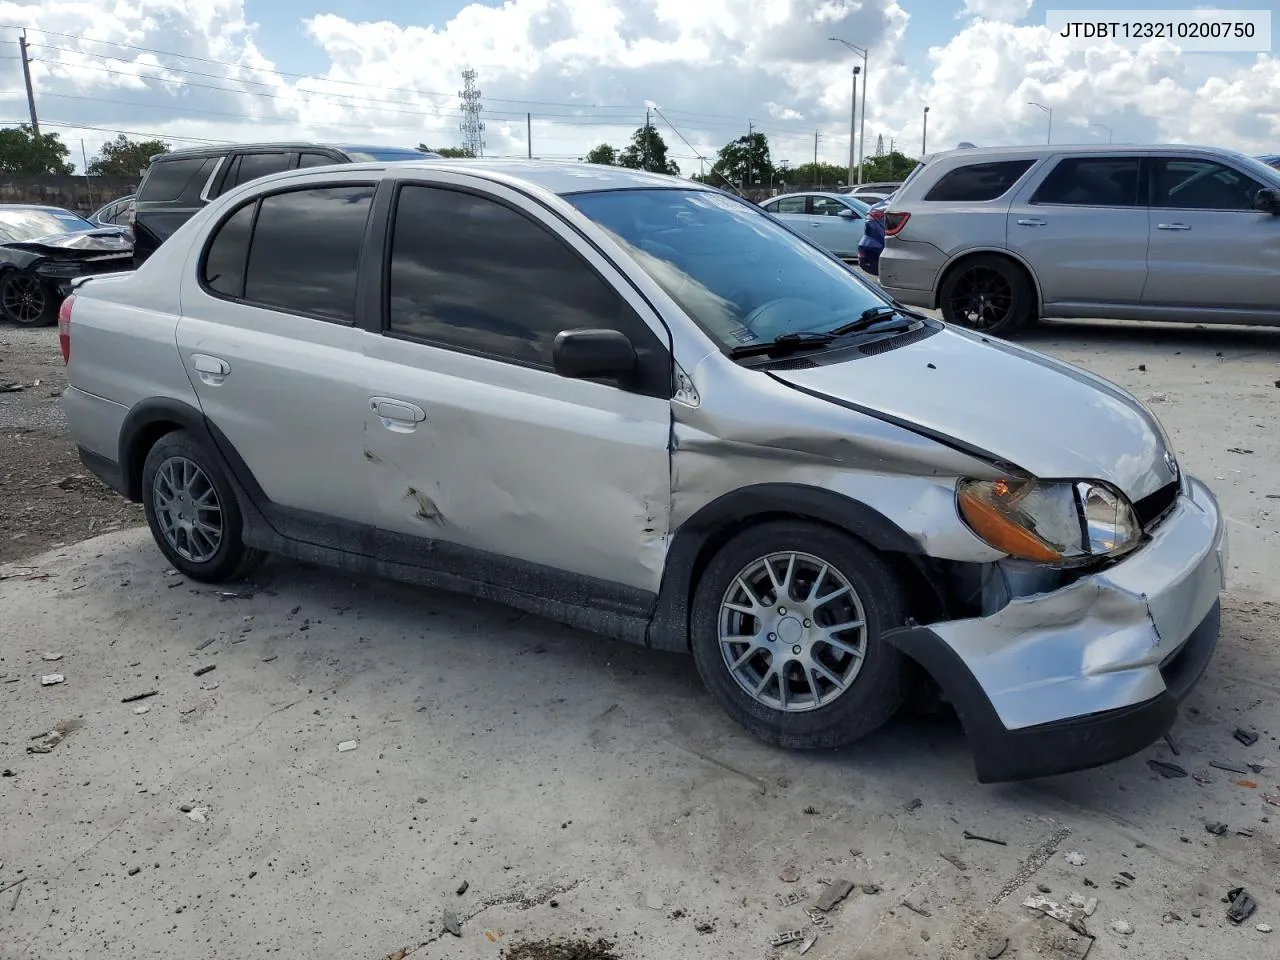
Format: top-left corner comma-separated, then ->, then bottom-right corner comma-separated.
0,271 -> 54,326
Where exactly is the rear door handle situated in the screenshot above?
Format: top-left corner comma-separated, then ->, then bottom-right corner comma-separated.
1156,222 -> 1191,231
191,354 -> 229,384
370,397 -> 426,432
1016,218 -> 1047,226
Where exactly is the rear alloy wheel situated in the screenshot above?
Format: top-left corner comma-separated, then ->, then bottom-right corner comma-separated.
0,271 -> 56,326
939,255 -> 1033,338
690,521 -> 909,749
141,430 -> 266,582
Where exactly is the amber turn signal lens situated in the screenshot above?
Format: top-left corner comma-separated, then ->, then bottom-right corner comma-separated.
957,483 -> 1062,563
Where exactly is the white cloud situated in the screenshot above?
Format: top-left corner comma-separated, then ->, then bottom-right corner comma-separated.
0,0 -> 1275,179
958,0 -> 1034,22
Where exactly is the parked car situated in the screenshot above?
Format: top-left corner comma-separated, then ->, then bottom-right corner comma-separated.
131,142 -> 442,266
857,199 -> 888,275
839,181 -> 902,198
0,205 -> 131,326
1259,154 -> 1280,170
879,144 -> 1280,337
759,191 -> 870,258
848,190 -> 893,206
59,159 -> 1225,783
90,194 -> 136,227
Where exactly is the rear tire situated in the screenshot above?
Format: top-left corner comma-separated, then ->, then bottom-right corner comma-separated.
939,254 -> 1034,338
690,521 -> 910,749
141,430 -> 266,583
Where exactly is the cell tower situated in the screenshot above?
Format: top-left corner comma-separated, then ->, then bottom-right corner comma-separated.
875,134 -> 885,157
459,68 -> 485,158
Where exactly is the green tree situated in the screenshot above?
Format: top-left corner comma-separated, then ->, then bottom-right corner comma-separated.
584,143 -> 617,165
418,144 -> 474,158
617,125 -> 680,175
707,132 -> 775,190
87,134 -> 169,177
859,150 -> 919,183
0,125 -> 74,175
780,161 -> 850,190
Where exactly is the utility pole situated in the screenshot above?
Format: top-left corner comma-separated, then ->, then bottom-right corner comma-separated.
921,106 -> 929,156
19,30 -> 39,135
813,131 -> 820,189
526,113 -> 532,158
847,67 -> 859,187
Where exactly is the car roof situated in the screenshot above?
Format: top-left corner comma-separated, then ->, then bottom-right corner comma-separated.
156,142 -> 429,161
769,191 -> 857,200
920,142 -> 1257,163
318,158 -> 711,196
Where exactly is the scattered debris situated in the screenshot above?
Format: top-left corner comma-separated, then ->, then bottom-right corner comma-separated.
40,652 -> 62,661
262,655 -> 277,663
128,866 -> 141,877
1264,795 -> 1280,807
1193,771 -> 1214,784
1138,364 -> 1147,372
1210,760 -> 1248,775
179,804 -> 194,813
1234,728 -> 1260,747
901,899 -> 932,918
121,690 -> 158,703
195,637 -> 217,651
905,798 -> 922,812
1206,822 -> 1229,836
798,933 -> 817,955
456,880 -> 469,896
769,930 -> 805,947
1227,887 -> 1257,924
1227,448 -> 1254,455
133,705 -> 150,715
1067,894 -> 1099,916
813,879 -> 854,913
802,805 -> 819,815
40,674 -> 65,686
695,922 -> 714,935
442,909 -> 462,938
1065,852 -> 1088,867
1037,883 -> 1052,894
1258,923 -> 1273,934
193,665 -> 216,677
779,865 -> 800,883
1023,894 -> 1089,936
1163,911 -> 1182,923
337,740 -> 358,753
26,718 -> 81,755
218,591 -> 253,601
1147,759 -> 1187,778
1111,920 -> 1134,936
185,807 -> 209,824
502,938 -> 618,960
803,907 -> 832,931
939,852 -> 967,872
964,830 -> 1007,845
985,936 -> 1009,959
775,891 -> 805,908
1248,762 -> 1271,774
483,930 -> 504,943
860,883 -> 881,895
200,681 -> 219,691
1164,733 -> 1180,756
1237,780 -> 1258,789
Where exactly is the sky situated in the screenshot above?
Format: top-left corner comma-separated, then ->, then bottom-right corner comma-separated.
0,0 -> 1275,176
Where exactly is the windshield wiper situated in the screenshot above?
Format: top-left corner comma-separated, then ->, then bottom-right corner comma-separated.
826,305 -> 912,336
727,331 -> 836,358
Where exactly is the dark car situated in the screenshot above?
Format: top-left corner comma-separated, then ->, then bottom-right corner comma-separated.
130,142 -> 441,266
0,205 -> 132,326
1259,154 -> 1280,170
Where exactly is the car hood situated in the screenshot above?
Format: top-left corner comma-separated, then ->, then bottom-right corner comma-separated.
770,324 -> 1177,501
0,227 -> 132,256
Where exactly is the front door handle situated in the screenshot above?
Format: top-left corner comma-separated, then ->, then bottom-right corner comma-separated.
191,354 -> 230,385
1156,222 -> 1191,231
1016,218 -> 1047,226
370,397 -> 426,432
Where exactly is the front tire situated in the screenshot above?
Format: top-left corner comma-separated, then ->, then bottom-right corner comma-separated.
141,430 -> 266,582
690,521 -> 910,749
0,271 -> 57,326
939,254 -> 1034,338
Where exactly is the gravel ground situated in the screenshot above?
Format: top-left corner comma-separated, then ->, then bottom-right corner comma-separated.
0,325 -> 145,563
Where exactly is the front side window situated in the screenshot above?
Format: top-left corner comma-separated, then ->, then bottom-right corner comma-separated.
924,160 -> 1036,202
566,189 -> 891,348
386,185 -> 639,368
1152,158 -> 1265,211
201,184 -> 374,322
1031,157 -> 1141,207
812,196 -> 854,217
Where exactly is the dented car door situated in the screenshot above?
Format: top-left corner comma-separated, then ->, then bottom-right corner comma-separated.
360,177 -> 674,598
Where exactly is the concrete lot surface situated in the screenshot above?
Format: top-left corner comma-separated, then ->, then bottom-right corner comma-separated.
2,321 -> 1279,959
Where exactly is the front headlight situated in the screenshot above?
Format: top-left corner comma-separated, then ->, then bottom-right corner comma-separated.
957,478 -> 1141,565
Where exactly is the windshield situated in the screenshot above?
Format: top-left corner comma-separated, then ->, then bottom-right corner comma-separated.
0,208 -> 95,244
565,189 -> 891,348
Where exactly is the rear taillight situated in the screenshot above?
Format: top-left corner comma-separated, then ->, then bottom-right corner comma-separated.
58,294 -> 75,364
884,211 -> 911,236
869,208 -> 885,221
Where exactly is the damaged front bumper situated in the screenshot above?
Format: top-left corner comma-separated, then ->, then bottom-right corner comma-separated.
888,475 -> 1226,783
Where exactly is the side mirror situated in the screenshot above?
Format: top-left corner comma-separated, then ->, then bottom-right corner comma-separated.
838,208 -> 857,219
1254,187 -> 1280,215
553,329 -> 637,381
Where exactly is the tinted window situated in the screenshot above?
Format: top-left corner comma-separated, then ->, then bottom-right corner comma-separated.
139,157 -> 216,202
238,185 -> 374,321
202,202 -> 256,298
1152,158 -> 1264,211
924,160 -> 1035,201
774,196 -> 806,214
1031,157 -> 1141,207
298,152 -> 340,169
227,152 -> 293,190
387,185 -> 629,367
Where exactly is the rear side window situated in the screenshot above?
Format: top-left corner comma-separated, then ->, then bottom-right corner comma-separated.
1031,157 -> 1141,207
298,152 -> 340,169
200,184 -> 374,323
225,152 -> 293,191
139,157 -> 217,202
923,160 -> 1035,201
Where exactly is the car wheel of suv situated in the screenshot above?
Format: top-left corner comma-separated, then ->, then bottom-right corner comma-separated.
141,430 -> 266,583
690,520 -> 909,749
939,255 -> 1033,337
0,271 -> 56,327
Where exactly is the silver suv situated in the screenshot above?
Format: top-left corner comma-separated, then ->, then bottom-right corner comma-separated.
879,144 -> 1280,336
59,160 -> 1226,782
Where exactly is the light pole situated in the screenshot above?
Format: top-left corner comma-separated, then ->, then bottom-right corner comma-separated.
1027,101 -> 1052,144
921,105 -> 930,156
847,66 -> 860,186
830,37 -> 868,184
1091,121 -> 1113,143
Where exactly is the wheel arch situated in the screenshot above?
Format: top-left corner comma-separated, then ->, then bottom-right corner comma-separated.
934,247 -> 1043,317
647,483 -> 948,652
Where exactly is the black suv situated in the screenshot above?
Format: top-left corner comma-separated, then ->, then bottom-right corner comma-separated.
130,142 -> 438,266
